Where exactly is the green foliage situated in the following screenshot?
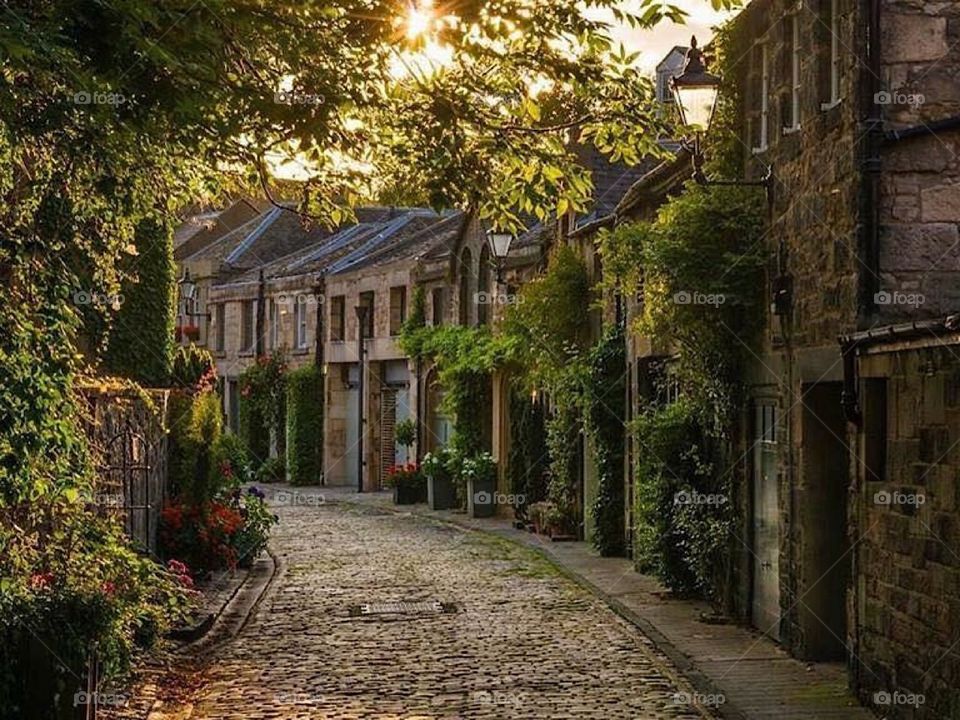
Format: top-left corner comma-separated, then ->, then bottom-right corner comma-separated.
212,432 -> 253,485
171,345 -> 218,393
584,326 -> 627,556
599,185 -> 767,427
102,216 -> 176,387
255,456 -> 286,484
0,503 -> 192,703
507,386 -> 549,517
239,353 -> 287,467
285,365 -> 323,486
167,390 -> 224,505
632,400 -> 731,601
403,285 -> 427,336
394,418 -> 417,449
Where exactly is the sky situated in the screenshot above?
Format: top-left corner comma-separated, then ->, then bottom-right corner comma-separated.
597,0 -> 742,72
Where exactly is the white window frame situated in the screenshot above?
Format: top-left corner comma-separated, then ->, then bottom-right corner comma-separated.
295,295 -> 308,349
784,9 -> 802,134
214,303 -> 225,353
821,0 -> 842,110
753,42 -> 770,153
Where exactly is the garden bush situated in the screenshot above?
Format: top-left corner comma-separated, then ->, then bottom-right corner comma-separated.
285,365 -> 323,485
102,216 -> 177,387
632,400 -> 731,601
167,389 -> 223,505
238,354 -> 287,467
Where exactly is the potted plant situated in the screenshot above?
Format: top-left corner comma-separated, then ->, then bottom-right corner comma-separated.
423,449 -> 458,510
394,418 -> 417,457
462,452 -> 497,518
385,462 -> 425,505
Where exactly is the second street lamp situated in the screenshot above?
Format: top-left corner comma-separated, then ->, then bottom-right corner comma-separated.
486,229 -> 514,284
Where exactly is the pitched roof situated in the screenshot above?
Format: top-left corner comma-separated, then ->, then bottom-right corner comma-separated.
173,198 -> 268,260
213,207 -> 457,287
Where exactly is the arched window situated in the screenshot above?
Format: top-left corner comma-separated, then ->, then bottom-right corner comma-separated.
458,247 -> 473,326
477,245 -> 492,326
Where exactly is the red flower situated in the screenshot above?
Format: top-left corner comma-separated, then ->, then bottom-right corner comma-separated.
101,581 -> 117,597
29,572 -> 54,590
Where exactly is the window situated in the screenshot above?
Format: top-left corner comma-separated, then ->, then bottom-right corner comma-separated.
753,42 -> 770,152
240,299 -> 255,353
458,248 -> 473,326
389,286 -> 406,336
820,0 -> 842,109
431,287 -> 444,326
358,291 -> 374,339
213,303 -> 225,352
330,295 -> 345,341
294,295 -> 308,349
784,10 -> 802,133
477,246 -> 492,326
268,298 -> 279,350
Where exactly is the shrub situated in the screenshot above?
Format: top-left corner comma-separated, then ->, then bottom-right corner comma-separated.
285,365 -> 323,485
632,400 -> 731,601
395,418 -> 417,450
384,463 -> 424,491
212,431 -> 252,486
102,216 -> 176,387
255,456 -> 286,484
585,327 -> 626,557
171,345 -> 217,393
238,353 -> 287,467
0,504 -> 193,709
167,389 -> 223,505
159,486 -> 277,572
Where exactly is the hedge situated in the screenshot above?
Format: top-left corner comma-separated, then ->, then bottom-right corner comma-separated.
103,216 -> 176,387
238,395 -> 270,467
285,365 -> 323,485
167,389 -> 223,505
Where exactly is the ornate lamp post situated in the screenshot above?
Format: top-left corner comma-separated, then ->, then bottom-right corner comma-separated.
486,229 -> 514,284
671,36 -> 774,209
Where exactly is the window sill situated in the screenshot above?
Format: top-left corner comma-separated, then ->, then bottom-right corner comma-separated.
239,351 -> 254,358
751,144 -> 769,156
820,98 -> 843,112
214,350 -> 227,359
292,348 -> 310,356
782,125 -> 802,136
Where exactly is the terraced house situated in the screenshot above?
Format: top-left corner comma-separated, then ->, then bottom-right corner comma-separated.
592,0 -> 960,716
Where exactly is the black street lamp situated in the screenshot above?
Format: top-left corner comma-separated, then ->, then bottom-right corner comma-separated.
671,36 -> 774,209
486,229 -> 514,284
177,268 -> 211,320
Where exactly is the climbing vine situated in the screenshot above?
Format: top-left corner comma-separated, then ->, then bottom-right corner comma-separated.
583,325 -> 627,556
238,353 -> 288,466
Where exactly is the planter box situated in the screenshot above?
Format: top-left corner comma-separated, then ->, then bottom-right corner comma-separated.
393,483 -> 424,505
467,476 -> 496,518
427,472 -> 458,510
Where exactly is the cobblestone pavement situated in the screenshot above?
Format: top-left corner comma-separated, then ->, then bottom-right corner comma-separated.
169,502 -> 719,719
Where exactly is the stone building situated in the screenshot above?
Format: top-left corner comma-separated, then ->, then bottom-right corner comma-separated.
695,0 -> 960,715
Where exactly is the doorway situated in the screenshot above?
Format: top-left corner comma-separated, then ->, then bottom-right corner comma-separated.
752,402 -> 781,640
799,382 -> 850,660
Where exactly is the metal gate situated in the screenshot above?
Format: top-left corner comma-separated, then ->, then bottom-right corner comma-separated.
95,429 -> 160,555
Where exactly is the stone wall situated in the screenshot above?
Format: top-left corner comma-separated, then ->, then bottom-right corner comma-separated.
856,340 -> 960,719
876,0 -> 960,322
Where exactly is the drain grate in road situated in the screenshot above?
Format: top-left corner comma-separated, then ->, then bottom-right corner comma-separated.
349,600 -> 458,617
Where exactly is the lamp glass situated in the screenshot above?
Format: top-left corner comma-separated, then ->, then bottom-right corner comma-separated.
674,84 -> 719,132
487,231 -> 513,260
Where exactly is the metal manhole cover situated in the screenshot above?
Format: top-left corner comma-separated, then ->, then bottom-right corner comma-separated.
349,601 -> 458,617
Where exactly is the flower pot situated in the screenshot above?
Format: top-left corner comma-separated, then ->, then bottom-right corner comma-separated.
393,483 -> 421,505
467,476 -> 496,518
427,472 -> 458,510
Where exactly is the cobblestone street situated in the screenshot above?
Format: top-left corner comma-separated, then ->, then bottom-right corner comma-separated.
175,500 -> 717,719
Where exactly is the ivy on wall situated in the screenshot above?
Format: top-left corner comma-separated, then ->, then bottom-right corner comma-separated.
102,216 -> 176,387
238,353 -> 287,467
506,385 -> 549,519
584,325 -> 626,556
286,365 -> 324,486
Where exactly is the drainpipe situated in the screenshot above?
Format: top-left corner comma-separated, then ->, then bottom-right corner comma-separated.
314,274 -> 326,368
859,0 -> 883,324
355,305 -> 369,493
255,269 -> 266,358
